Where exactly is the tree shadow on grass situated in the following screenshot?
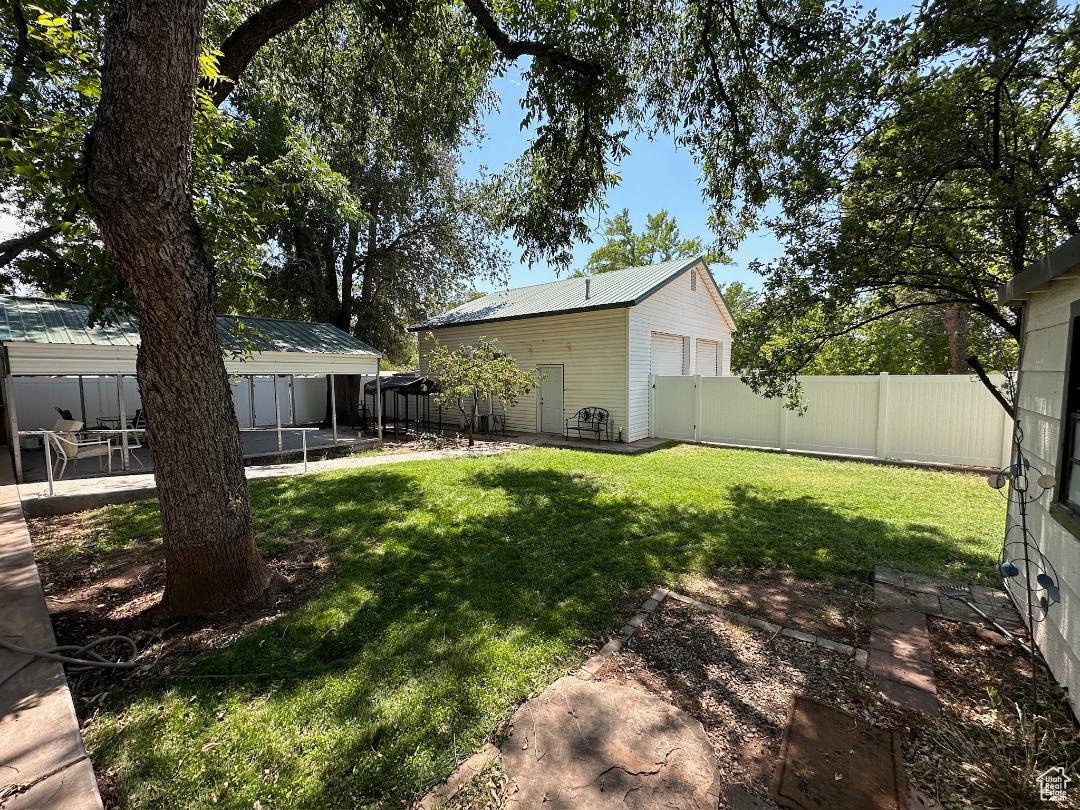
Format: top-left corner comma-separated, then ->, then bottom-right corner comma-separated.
85,460 -> 999,809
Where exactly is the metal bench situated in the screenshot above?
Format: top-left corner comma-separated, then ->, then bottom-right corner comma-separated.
565,407 -> 611,441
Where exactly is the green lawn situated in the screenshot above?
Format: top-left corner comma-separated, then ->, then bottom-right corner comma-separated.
75,445 -> 1004,808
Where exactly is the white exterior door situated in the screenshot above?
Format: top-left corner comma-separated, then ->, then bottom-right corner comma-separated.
696,339 -> 718,376
537,365 -> 564,434
651,333 -> 685,375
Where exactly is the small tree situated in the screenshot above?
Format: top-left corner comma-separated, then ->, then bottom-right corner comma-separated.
426,337 -> 538,446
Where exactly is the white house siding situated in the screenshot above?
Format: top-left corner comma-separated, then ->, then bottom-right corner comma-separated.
1010,274 -> 1080,718
627,263 -> 734,441
419,307 -> 630,439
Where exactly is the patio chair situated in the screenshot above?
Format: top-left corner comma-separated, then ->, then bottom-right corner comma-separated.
48,420 -> 112,479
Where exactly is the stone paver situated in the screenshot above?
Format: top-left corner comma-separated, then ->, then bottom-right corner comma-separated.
771,696 -> 907,810
501,676 -> 722,809
0,452 -> 102,809
874,567 -> 1023,631
868,609 -> 939,716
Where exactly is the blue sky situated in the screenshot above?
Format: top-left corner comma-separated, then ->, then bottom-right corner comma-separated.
461,0 -> 918,293
458,77 -> 772,292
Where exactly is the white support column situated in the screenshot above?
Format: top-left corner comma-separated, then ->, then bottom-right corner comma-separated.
273,374 -> 282,452
116,374 -> 128,470
289,374 -> 297,425
4,373 -> 22,483
376,361 -> 383,440
329,372 -> 338,441
875,371 -> 890,460
248,375 -> 256,428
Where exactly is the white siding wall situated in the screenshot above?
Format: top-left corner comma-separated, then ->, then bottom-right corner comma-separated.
627,263 -> 733,440
419,308 -> 630,438
1009,275 -> 1080,718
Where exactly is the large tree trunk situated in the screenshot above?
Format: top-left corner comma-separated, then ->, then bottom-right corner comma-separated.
943,306 -> 968,374
86,0 -> 270,615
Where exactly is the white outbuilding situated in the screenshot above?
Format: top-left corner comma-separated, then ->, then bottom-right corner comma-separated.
411,257 -> 736,442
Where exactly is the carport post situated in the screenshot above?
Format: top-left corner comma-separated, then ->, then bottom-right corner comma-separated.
329,372 -> 337,441
4,373 -> 22,483
78,375 -> 87,424
116,374 -> 128,470
376,361 -> 382,440
273,374 -> 282,452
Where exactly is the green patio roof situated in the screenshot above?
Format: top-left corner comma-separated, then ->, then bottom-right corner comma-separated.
0,296 -> 380,356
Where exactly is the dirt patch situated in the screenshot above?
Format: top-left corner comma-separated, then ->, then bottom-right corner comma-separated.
28,513 -> 333,709
679,569 -> 873,647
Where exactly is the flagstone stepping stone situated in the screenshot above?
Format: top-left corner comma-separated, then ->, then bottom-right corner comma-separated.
501,676 -> 722,809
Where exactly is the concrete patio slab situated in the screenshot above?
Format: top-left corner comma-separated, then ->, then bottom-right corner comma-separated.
20,440 -> 528,516
510,434 -> 669,454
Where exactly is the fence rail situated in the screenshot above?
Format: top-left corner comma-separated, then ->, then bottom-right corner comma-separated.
649,372 -> 1012,469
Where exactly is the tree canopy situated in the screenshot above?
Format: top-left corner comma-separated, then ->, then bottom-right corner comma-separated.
735,0 -> 1079,405
583,208 -> 726,274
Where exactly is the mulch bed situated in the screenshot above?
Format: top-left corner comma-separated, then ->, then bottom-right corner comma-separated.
28,513 -> 333,709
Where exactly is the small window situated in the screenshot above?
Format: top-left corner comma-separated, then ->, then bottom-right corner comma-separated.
691,271 -> 697,291
1059,307 -> 1080,513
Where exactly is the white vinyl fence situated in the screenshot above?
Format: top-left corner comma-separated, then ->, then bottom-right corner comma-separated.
650,373 -> 1012,469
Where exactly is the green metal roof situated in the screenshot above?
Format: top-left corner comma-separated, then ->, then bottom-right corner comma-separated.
410,257 -> 708,330
0,296 -> 381,356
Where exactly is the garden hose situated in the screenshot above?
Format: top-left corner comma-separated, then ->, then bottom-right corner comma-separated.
0,634 -> 138,689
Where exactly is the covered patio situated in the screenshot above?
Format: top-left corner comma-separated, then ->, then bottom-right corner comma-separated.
0,296 -> 384,485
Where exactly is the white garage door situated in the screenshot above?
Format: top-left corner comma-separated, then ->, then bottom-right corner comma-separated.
651,333 -> 685,375
696,340 -> 718,376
